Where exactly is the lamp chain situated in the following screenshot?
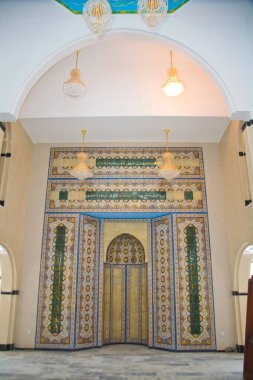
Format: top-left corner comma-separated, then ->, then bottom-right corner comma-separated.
170,49 -> 173,68
164,128 -> 169,153
81,129 -> 86,153
76,50 -> 80,69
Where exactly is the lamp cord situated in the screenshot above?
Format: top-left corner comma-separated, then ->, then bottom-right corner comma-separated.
170,49 -> 173,68
76,50 -> 80,69
81,129 -> 86,153
165,129 -> 169,153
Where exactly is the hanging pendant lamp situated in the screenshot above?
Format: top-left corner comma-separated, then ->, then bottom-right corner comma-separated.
162,50 -> 185,97
63,51 -> 86,97
157,129 -> 179,180
83,0 -> 112,34
137,0 -> 168,29
69,129 -> 93,180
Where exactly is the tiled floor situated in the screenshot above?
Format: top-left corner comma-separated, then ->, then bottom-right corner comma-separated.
0,345 -> 243,380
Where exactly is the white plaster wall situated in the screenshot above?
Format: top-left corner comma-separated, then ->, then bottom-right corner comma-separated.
15,141 -> 235,350
0,0 -> 253,120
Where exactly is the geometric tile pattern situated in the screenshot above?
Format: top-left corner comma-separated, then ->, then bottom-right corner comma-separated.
75,216 -> 101,349
173,214 -> 216,350
46,179 -> 207,212
36,214 -> 79,349
152,216 -> 175,350
49,147 -> 203,179
37,146 -> 216,351
107,233 -> 145,264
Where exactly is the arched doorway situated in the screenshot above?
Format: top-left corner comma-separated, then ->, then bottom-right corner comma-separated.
234,244 -> 253,348
0,244 -> 16,349
103,233 -> 148,345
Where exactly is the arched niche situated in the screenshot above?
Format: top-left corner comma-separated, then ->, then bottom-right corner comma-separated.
0,243 -> 17,349
106,233 -> 145,264
234,244 -> 253,348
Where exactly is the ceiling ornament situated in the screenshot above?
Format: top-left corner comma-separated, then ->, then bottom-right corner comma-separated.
55,0 -> 189,15
63,51 -> 86,97
83,0 -> 112,33
69,129 -> 93,180
156,129 -> 179,181
137,0 -> 168,28
162,49 -> 185,97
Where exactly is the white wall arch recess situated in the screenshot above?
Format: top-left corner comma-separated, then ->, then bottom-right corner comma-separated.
0,0 -> 253,121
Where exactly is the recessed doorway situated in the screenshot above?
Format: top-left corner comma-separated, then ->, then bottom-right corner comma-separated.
103,233 -> 148,345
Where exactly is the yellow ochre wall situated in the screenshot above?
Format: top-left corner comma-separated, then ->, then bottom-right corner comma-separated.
219,120 -> 253,346
0,121 -> 33,346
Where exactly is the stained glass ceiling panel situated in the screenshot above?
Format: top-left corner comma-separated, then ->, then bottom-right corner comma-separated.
56,0 -> 189,14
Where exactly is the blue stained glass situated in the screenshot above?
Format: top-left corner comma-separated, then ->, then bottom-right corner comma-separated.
56,0 -> 189,14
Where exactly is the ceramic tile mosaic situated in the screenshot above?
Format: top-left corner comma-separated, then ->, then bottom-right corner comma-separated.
49,147 -> 204,179
36,146 -> 215,352
75,216 -> 101,349
36,214 -> 79,349
173,214 -> 216,350
152,216 -> 175,350
46,179 -> 207,213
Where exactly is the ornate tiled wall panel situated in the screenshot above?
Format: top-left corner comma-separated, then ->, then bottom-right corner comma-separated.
107,233 -> 145,264
152,216 -> 175,350
37,146 -> 216,351
49,147 -> 204,179
75,216 -> 101,349
36,214 -> 79,349
173,214 -> 216,350
46,179 -> 207,212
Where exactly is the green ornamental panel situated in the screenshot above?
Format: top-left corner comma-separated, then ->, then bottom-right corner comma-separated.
36,214 -> 79,350
49,147 -> 204,179
185,224 -> 201,336
173,214 -> 216,350
49,224 -> 67,336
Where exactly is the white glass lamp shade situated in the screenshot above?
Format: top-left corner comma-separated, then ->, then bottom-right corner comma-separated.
137,0 -> 168,28
158,152 -> 180,180
69,152 -> 93,180
162,67 -> 185,97
63,68 -> 86,97
83,0 -> 112,34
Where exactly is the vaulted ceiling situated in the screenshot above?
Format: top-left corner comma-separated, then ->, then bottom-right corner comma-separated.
19,36 -> 230,143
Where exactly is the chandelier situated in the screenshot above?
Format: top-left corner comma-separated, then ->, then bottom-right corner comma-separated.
63,51 -> 85,97
137,0 -> 168,28
69,129 -> 93,180
83,0 -> 112,34
162,50 -> 185,97
157,129 -> 179,180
